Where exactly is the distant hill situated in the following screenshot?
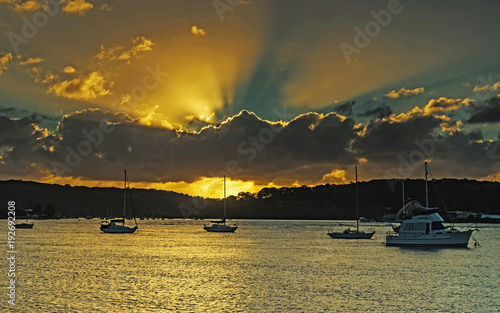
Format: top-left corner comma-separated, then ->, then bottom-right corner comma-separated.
0,179 -> 499,220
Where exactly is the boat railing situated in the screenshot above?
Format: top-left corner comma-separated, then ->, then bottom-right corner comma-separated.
387,231 -> 430,239
386,230 -> 398,237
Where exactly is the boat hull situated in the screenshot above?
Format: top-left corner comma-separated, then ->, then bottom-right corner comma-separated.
15,223 -> 34,229
328,231 -> 375,239
204,225 -> 237,232
386,230 -> 473,247
100,225 -> 137,233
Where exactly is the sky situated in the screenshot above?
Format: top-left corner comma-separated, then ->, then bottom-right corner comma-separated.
0,0 -> 499,198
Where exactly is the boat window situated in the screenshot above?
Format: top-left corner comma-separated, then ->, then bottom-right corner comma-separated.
404,223 -> 414,231
431,221 -> 446,230
415,223 -> 426,231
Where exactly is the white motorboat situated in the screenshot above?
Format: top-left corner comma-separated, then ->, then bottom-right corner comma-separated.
385,163 -> 474,247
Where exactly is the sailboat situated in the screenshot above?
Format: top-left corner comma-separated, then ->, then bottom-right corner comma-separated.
327,165 -> 375,239
385,162 -> 474,247
15,209 -> 34,229
100,170 -> 138,233
204,176 -> 237,232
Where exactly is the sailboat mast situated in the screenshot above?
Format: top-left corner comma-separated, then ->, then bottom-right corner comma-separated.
402,180 -> 405,207
223,175 -> 227,224
424,162 -> 428,208
123,169 -> 127,224
355,165 -> 359,232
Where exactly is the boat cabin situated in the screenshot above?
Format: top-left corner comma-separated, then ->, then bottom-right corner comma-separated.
400,218 -> 447,235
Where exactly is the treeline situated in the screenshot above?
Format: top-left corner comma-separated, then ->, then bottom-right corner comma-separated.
0,178 -> 498,220
14,203 -> 56,218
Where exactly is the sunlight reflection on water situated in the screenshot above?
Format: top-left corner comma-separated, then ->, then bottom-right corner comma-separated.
1,219 -> 499,312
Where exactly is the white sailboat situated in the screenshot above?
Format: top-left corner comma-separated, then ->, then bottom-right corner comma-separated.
204,176 -> 237,233
385,162 -> 474,247
100,170 -> 138,233
328,165 -> 375,239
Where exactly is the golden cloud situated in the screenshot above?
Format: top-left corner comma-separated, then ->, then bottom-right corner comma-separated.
388,97 -> 473,124
191,25 -> 207,36
63,66 -> 76,74
19,57 -> 44,66
473,81 -> 500,93
481,172 -> 500,182
14,0 -> 40,12
321,169 -> 347,184
384,87 -> 424,99
29,66 -> 42,75
423,97 -> 473,114
62,0 -> 94,15
96,37 -> 154,62
47,71 -> 112,101
118,37 -> 154,60
99,3 -> 112,11
36,71 -> 58,85
96,44 -> 121,61
383,97 -> 472,133
0,0 -> 41,12
0,52 -> 13,76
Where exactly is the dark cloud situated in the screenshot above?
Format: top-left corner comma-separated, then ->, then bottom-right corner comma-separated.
0,109 -> 359,185
333,101 -> 355,117
0,115 -> 44,147
354,115 -> 444,161
467,96 -> 500,123
0,107 -> 29,115
1,108 -> 499,186
359,104 -> 393,119
353,112 -> 499,180
467,128 -> 483,141
0,114 -> 57,178
427,130 -> 499,178
0,107 -> 61,132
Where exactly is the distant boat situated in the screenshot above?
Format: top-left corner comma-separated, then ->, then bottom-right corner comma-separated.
15,211 -> 34,229
204,176 -> 237,233
328,166 -> 375,239
385,162 -> 474,247
359,217 -> 373,222
15,222 -> 34,229
100,170 -> 138,233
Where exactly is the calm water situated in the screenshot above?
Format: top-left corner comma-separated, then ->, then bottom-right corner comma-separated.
1,219 -> 499,312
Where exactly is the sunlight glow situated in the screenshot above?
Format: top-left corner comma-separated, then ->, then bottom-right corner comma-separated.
36,174 -> 281,199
